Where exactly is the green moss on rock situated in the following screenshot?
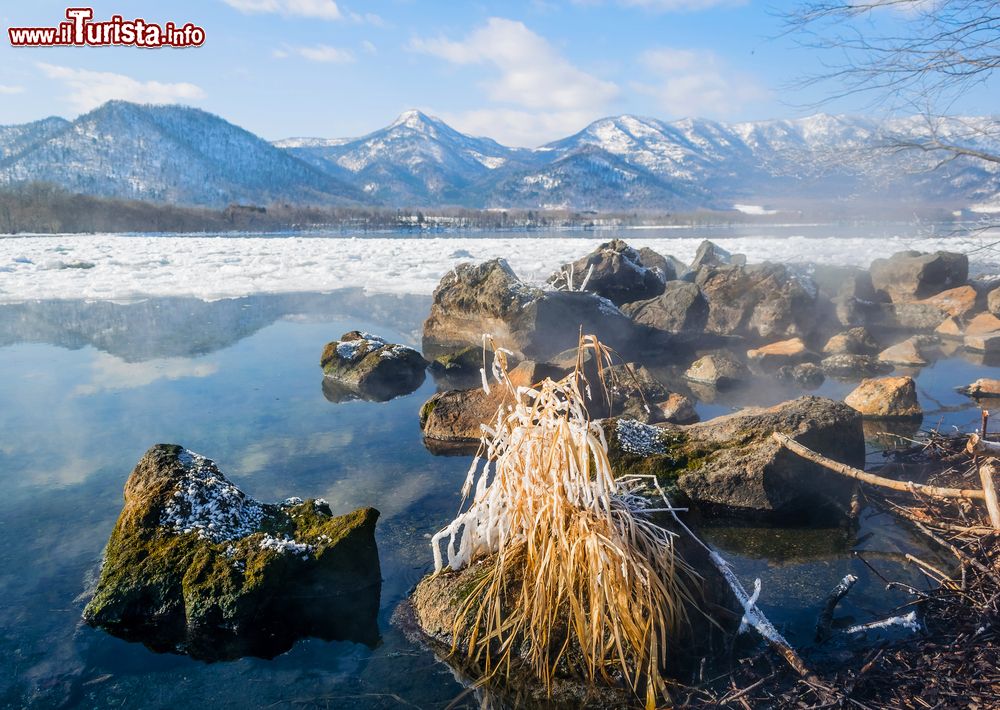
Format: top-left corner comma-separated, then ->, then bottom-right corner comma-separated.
83,444 -> 382,660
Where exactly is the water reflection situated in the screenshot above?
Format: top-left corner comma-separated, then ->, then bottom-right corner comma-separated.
3,292 -> 1000,708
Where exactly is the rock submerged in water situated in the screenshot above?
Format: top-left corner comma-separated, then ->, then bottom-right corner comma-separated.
83,445 -> 382,661
605,396 -> 862,514
321,330 -> 427,402
820,353 -> 893,379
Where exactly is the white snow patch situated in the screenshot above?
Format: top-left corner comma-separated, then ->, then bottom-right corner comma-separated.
259,534 -> 314,558
616,418 -> 668,455
161,450 -> 265,543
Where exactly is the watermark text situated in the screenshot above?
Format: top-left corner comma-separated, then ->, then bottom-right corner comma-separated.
8,8 -> 206,48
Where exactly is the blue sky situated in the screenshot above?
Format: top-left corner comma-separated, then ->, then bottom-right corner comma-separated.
1,0 -> 997,146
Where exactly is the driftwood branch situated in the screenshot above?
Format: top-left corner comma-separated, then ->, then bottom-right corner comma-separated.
966,435 -> 1000,529
773,432 -> 986,501
978,459 -> 1000,530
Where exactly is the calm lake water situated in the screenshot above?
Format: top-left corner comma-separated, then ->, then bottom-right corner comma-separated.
1,289 -> 997,709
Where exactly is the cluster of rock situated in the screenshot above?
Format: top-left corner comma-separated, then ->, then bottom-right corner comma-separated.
84,445 -> 382,661
419,240 -> 1000,431
404,239 -> 1000,703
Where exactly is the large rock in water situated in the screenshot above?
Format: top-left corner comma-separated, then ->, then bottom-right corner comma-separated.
547,239 -> 666,306
869,250 -> 969,302
83,445 -> 381,660
605,396 -> 862,514
420,361 -> 567,445
423,259 -> 640,361
684,351 -> 748,388
844,377 -> 922,419
695,262 -> 818,340
321,331 -> 427,402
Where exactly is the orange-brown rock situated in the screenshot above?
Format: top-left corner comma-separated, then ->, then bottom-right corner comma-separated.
877,337 -> 928,367
844,376 -> 922,418
965,312 -> 1000,336
958,378 -> 1000,398
935,316 -> 964,339
747,337 -> 809,369
419,361 -> 565,442
918,285 -> 978,319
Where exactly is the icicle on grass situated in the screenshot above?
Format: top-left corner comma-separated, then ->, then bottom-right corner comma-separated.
430,334 -> 702,707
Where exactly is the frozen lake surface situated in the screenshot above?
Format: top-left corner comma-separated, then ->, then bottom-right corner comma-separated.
2,224 -> 999,303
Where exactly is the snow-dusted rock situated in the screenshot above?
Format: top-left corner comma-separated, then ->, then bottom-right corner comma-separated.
547,239 -> 667,306
605,396 -> 862,514
84,445 -> 381,660
321,331 -> 427,402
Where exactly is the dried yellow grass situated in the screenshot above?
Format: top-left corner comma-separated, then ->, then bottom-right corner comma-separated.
431,335 -> 701,708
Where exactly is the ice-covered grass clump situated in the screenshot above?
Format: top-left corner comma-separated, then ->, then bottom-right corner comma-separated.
161,450 -> 265,543
431,335 -> 700,707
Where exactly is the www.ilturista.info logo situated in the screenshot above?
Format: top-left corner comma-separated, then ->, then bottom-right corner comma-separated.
8,8 -> 205,48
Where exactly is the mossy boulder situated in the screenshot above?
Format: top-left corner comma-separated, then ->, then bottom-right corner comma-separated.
83,444 -> 382,660
605,396 -> 863,515
321,331 -> 427,402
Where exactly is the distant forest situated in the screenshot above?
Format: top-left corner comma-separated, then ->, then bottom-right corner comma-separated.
0,182 -> 959,235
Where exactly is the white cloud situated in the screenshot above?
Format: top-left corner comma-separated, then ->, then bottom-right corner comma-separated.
439,108 -> 595,148
220,0 -> 342,20
37,63 -> 205,112
295,44 -> 356,63
0,84 -> 24,95
361,40 -> 377,54
410,18 -> 618,112
73,354 -> 218,396
633,48 -> 769,118
409,17 -> 618,145
348,11 -> 385,26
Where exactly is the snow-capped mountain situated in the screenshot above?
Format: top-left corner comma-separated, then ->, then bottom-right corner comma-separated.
277,110 -> 538,205
281,110 -> 999,210
0,116 -> 71,161
0,101 -> 997,210
0,102 -> 362,207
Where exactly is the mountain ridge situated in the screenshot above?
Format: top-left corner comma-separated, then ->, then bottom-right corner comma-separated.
0,101 -> 997,211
